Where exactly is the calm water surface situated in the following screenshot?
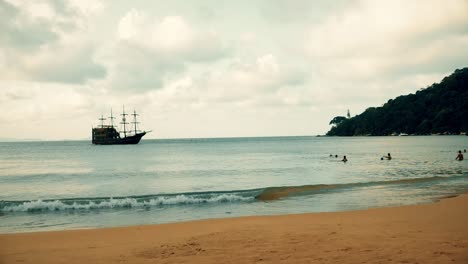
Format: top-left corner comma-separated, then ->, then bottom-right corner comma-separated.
0,136 -> 467,233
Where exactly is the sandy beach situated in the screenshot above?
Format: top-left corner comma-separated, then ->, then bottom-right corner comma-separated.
1,195 -> 467,264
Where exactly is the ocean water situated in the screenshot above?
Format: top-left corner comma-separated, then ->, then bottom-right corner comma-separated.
0,136 -> 467,233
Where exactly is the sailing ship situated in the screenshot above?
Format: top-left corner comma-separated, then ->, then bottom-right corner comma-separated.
92,107 -> 147,145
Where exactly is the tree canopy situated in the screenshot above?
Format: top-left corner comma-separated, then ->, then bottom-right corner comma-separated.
329,116 -> 347,126
327,68 -> 468,136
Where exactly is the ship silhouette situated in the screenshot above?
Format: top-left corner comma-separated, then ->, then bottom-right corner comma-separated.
92,106 -> 147,145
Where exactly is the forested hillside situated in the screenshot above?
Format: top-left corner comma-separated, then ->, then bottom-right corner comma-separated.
327,68 -> 468,136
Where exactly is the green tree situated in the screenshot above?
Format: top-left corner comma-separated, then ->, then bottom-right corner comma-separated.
326,68 -> 468,136
329,116 -> 347,126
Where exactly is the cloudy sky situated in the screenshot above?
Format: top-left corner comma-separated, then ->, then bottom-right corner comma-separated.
1,0 -> 467,140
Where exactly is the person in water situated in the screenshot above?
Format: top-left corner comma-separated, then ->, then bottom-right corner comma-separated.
456,150 -> 464,161
384,153 -> 392,160
342,155 -> 348,162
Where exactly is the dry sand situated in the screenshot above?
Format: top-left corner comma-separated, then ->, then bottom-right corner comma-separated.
1,195 -> 467,264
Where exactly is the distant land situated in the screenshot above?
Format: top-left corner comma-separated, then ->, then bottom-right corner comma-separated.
0,138 -> 43,142
327,68 -> 468,136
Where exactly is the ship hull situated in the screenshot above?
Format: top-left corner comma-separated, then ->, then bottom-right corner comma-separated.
92,132 -> 146,145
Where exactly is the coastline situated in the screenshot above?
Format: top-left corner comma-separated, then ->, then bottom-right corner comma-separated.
1,194 -> 467,264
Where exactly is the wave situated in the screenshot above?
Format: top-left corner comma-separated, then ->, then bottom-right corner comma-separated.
2,174 -> 466,212
0,190 -> 260,213
255,174 -> 468,201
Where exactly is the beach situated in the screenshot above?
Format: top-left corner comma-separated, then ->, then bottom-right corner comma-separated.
1,194 -> 467,264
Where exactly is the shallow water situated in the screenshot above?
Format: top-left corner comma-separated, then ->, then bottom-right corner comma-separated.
0,136 -> 467,233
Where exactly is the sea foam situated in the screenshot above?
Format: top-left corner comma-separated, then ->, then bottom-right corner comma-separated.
0,193 -> 255,212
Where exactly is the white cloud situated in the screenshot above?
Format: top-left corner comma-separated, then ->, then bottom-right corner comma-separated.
0,80 -> 95,139
139,54 -> 307,111
116,10 -> 225,60
98,10 -> 228,92
0,0 -> 106,83
68,0 -> 104,17
305,0 -> 468,79
117,8 -> 145,40
15,2 -> 55,20
0,0 -> 467,140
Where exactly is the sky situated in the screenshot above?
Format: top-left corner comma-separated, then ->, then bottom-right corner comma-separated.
1,0 -> 467,140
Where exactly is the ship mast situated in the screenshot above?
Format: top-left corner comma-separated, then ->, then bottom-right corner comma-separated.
99,115 -> 106,128
109,108 -> 115,128
120,105 -> 129,137
132,109 -> 139,135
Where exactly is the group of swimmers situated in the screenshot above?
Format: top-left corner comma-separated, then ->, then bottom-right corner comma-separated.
381,153 -> 392,160
456,149 -> 466,161
329,154 -> 347,162
329,154 -> 349,162
330,149 -> 465,163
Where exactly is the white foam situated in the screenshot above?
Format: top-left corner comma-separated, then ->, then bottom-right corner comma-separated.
1,194 -> 254,212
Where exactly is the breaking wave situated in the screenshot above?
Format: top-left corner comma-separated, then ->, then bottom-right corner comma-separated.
0,190 -> 260,213
1,174 -> 466,212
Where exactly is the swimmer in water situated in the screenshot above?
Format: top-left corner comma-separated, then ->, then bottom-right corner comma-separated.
384,153 -> 392,160
342,155 -> 348,162
456,150 -> 464,161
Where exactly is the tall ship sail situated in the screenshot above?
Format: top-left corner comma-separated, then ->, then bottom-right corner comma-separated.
92,107 -> 147,145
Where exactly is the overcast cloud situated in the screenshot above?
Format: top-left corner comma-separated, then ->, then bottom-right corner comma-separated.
0,0 -> 467,140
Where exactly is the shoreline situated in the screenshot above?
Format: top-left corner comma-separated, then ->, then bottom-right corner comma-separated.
1,193 -> 460,235
1,194 -> 467,263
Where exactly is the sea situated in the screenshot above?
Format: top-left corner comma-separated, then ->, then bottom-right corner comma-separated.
0,136 -> 467,233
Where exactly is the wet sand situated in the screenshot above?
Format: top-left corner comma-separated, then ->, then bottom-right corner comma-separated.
1,195 -> 467,264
